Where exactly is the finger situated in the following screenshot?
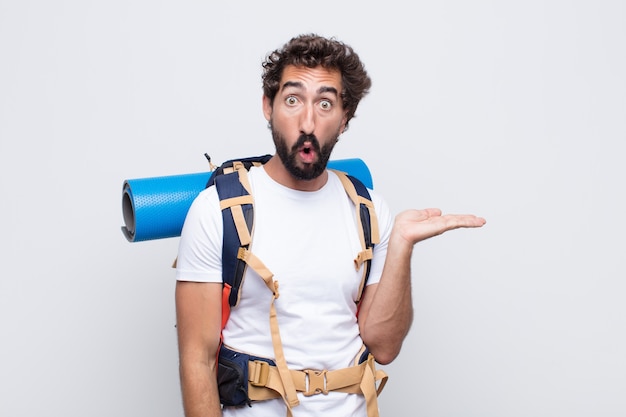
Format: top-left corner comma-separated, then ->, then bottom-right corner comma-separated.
441,214 -> 486,229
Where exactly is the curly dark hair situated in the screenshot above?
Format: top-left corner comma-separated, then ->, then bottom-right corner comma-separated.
262,34 -> 371,130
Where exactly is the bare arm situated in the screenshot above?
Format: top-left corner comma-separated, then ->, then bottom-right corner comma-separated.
358,208 -> 486,364
175,281 -> 224,417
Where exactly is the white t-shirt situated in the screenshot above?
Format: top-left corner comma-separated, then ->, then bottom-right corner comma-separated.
176,166 -> 392,416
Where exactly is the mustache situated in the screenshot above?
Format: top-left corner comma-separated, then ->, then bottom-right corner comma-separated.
293,134 -> 321,151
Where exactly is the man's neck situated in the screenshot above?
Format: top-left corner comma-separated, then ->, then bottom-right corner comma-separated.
263,155 -> 328,192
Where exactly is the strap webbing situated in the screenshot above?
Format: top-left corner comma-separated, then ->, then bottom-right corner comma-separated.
248,353 -> 388,417
332,170 -> 380,303
238,247 -> 299,414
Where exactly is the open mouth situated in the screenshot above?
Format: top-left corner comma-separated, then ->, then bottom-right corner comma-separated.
299,143 -> 317,163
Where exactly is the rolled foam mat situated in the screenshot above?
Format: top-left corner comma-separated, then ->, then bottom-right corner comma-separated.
121,158 -> 373,242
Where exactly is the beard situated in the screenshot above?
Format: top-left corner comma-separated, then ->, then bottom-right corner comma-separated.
271,124 -> 338,181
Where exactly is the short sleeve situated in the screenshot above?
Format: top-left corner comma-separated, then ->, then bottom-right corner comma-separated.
175,186 -> 224,283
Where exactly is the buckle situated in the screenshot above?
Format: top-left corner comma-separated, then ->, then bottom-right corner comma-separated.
249,360 -> 270,387
303,369 -> 328,396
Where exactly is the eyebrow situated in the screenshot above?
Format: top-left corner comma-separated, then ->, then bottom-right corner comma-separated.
281,81 -> 339,96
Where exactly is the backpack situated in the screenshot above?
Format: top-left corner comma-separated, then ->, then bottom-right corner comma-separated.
205,155 -> 387,414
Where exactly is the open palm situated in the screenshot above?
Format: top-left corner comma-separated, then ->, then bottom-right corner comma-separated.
394,208 -> 486,245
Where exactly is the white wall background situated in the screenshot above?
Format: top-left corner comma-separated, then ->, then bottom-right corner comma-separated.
1,1 -> 624,416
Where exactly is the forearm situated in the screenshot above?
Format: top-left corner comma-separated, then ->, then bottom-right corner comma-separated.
360,233 -> 415,364
179,358 -> 222,417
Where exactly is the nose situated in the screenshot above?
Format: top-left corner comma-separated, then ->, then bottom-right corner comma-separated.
299,104 -> 315,136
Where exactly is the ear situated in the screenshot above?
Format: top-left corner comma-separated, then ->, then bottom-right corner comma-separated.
262,95 -> 273,121
340,112 -> 348,133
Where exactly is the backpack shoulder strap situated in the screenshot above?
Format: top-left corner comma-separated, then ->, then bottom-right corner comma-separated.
331,169 -> 380,304
208,155 -> 272,314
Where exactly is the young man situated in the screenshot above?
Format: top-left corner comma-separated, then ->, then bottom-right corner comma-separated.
175,34 -> 486,417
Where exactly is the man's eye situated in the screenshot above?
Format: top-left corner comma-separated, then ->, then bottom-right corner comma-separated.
320,100 -> 332,110
286,96 -> 298,105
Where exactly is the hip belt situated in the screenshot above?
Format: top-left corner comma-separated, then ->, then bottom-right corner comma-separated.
218,344 -> 388,417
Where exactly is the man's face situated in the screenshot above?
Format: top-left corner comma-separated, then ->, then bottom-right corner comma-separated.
264,65 -> 347,180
